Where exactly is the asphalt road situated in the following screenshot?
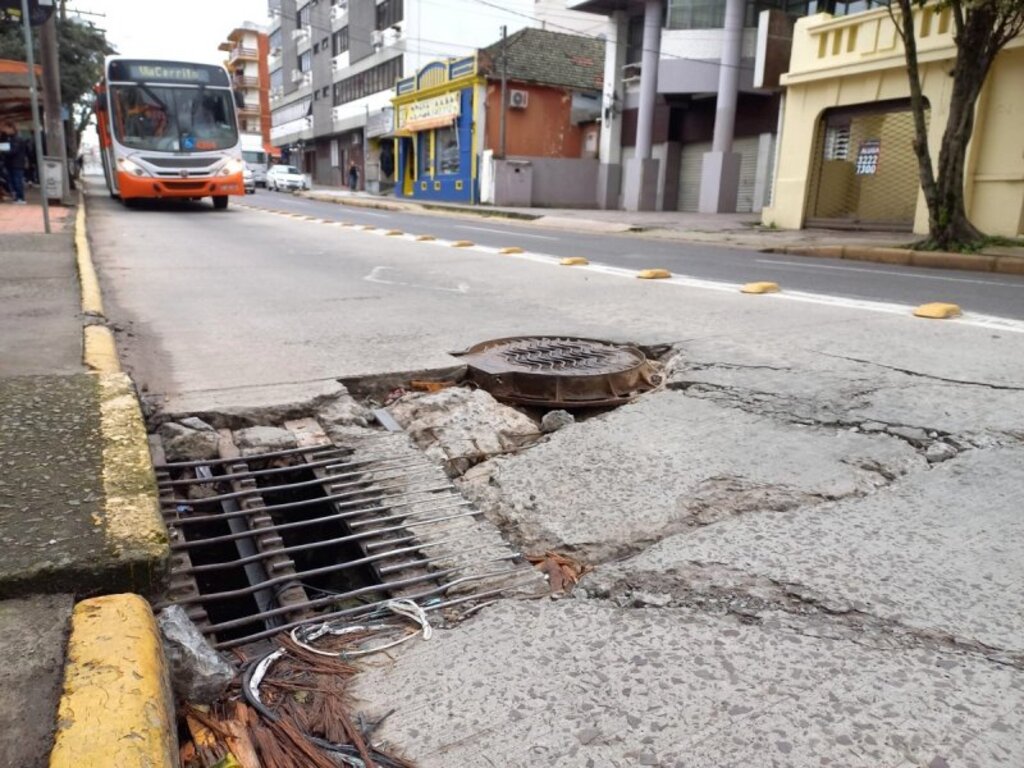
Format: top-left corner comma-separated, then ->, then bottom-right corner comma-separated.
244,188 -> 1024,320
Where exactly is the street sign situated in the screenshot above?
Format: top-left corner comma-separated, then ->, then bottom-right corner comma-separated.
0,0 -> 55,26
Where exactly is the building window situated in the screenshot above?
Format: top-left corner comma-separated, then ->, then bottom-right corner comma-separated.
298,50 -> 312,72
436,125 -> 459,175
333,56 -> 403,106
824,124 -> 851,160
322,37 -> 329,48
313,42 -> 320,53
269,28 -> 282,51
298,4 -> 311,26
322,86 -> 329,98
376,0 -> 404,30
270,68 -> 283,90
665,0 -> 726,29
626,14 -> 644,63
332,27 -> 349,55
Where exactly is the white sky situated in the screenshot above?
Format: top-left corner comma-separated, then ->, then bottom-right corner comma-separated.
68,0 -> 269,64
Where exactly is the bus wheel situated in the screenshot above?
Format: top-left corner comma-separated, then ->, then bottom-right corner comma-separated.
212,196 -> 229,210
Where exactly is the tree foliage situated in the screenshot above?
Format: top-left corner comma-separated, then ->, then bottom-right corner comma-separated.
888,0 -> 1024,250
0,15 -> 115,139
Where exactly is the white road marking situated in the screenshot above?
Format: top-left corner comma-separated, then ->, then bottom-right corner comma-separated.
350,210 -> 390,218
364,265 -> 470,294
455,225 -> 558,240
757,258 -> 1024,288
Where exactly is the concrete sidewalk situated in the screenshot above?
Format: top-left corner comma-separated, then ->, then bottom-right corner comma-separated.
301,186 -> 1024,273
0,193 -> 169,768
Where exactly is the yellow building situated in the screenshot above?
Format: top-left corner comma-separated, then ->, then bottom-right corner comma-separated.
763,5 -> 1024,236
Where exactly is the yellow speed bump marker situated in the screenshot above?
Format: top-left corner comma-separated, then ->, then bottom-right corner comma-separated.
384,229 -> 404,236
637,268 -> 671,279
913,302 -> 962,319
499,246 -> 524,254
451,240 -> 475,248
560,257 -> 589,266
360,224 -> 377,230
741,281 -> 780,294
415,234 -> 437,241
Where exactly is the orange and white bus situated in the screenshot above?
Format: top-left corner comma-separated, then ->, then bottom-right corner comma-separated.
95,56 -> 245,209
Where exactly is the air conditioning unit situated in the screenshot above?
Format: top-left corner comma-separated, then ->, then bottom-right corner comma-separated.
331,2 -> 347,20
371,30 -> 384,48
291,26 -> 309,41
291,68 -> 303,83
509,89 -> 529,109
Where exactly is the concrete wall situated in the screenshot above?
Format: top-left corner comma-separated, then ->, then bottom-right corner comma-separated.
515,156 -> 598,207
764,7 -> 1024,236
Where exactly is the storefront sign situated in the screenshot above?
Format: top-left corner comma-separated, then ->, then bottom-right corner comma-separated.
399,92 -> 460,132
855,139 -> 881,175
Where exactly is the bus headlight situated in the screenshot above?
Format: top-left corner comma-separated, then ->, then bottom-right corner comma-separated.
116,157 -> 149,177
218,158 -> 245,176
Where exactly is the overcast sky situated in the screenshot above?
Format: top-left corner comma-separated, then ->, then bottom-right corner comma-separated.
69,0 -> 269,63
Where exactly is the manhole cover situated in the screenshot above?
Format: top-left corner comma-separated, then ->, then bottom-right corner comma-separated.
459,336 -> 662,408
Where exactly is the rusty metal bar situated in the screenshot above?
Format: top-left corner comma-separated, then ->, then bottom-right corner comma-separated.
210,565 -> 528,648
157,454 -> 374,487
162,480 -> 455,526
158,459 -> 429,506
377,544 -> 508,575
171,501 -> 472,551
179,512 -> 480,574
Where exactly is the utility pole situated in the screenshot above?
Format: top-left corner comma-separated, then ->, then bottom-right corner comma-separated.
20,0 -> 50,232
40,6 -> 70,202
498,24 -> 507,160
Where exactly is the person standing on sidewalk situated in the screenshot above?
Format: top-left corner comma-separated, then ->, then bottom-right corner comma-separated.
348,161 -> 359,192
2,122 -> 29,204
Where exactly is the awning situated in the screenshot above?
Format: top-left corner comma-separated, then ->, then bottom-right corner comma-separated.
403,114 -> 455,132
0,59 -> 44,123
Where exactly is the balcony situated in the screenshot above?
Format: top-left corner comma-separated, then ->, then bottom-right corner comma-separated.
228,46 -> 259,63
291,26 -> 310,42
233,75 -> 261,89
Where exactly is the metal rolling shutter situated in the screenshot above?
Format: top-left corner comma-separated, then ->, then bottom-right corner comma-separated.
677,141 -> 710,212
734,136 -> 760,213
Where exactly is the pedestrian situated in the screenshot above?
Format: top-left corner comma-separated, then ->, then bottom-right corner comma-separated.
348,161 -> 359,191
2,122 -> 28,204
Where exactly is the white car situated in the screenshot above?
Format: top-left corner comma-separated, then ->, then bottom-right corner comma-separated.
267,165 -> 308,192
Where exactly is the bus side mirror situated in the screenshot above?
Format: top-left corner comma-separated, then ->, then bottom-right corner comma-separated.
234,90 -> 245,110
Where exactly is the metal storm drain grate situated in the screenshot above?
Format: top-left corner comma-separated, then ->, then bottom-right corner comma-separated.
153,420 -> 537,650
458,336 -> 663,408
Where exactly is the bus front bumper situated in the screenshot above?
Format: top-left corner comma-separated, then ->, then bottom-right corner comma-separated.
118,172 -> 245,200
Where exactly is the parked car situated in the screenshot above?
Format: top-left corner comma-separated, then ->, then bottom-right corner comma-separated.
267,165 -> 308,192
243,166 -> 256,194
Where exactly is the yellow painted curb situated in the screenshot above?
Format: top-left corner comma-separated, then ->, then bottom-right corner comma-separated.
49,594 -> 176,768
741,281 -> 780,294
415,234 -> 437,241
499,246 -> 524,254
560,257 -> 589,266
97,372 -> 168,566
451,240 -> 475,248
637,268 -> 671,279
83,325 -> 121,374
384,229 -> 404,236
913,302 -> 962,319
994,258 -> 1024,275
75,193 -> 104,317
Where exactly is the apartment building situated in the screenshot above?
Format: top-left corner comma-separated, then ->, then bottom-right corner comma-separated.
219,23 -> 273,154
266,0 -> 594,190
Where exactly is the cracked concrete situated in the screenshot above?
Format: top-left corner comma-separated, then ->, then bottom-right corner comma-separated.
353,599 -> 1024,768
459,390 -> 923,563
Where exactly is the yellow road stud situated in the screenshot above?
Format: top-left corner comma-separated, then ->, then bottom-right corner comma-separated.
415,234 -> 437,241
384,229 -> 404,236
913,302 -> 962,319
741,281 -> 780,294
637,268 -> 671,279
451,240 -> 475,247
499,246 -> 524,254
560,257 -> 589,266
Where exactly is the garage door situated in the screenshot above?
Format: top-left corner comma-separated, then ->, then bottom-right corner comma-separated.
677,137 -> 761,213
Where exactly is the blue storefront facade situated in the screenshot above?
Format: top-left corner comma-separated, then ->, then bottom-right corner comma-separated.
393,57 -> 483,204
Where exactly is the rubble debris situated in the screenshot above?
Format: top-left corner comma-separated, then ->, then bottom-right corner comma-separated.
409,379 -> 454,393
158,605 -> 235,705
458,335 -> 663,408
233,426 -> 298,455
388,387 -> 540,476
528,551 -> 591,595
925,441 -> 959,463
159,420 -> 220,461
541,409 -> 575,433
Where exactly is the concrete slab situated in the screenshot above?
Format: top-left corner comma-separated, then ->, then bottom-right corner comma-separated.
594,446 -> 1024,653
460,390 -> 923,562
0,374 -> 166,598
0,233 -> 82,377
0,593 -> 73,768
353,599 -> 1024,767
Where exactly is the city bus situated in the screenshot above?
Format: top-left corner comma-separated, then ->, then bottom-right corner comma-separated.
94,56 -> 245,209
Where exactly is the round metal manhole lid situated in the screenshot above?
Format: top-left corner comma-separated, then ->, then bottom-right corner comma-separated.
459,336 -> 663,408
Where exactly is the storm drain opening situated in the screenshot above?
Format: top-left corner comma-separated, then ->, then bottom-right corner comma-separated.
456,335 -> 664,409
152,421 -> 539,651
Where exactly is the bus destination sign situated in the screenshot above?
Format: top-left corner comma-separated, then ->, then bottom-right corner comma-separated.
108,59 -> 230,87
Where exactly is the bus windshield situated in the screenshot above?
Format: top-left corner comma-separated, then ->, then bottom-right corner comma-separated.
111,84 -> 238,152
